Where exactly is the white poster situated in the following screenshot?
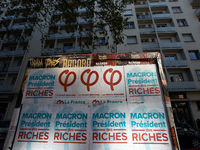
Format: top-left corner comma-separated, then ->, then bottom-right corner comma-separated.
13,103 -> 172,150
124,65 -> 162,103
23,66 -> 126,104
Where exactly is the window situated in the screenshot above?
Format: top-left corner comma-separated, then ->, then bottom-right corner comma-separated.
126,22 -> 134,29
2,63 -> 9,72
141,39 -> 149,43
188,50 -> 200,60
0,79 -> 3,85
63,43 -> 73,52
11,77 -> 16,85
177,19 -> 188,26
127,36 -> 137,44
165,54 -> 177,61
97,26 -> 105,30
182,34 -> 194,42
157,24 -> 167,28
172,7 -> 182,13
170,73 -> 183,82
124,1 -> 131,5
9,47 -> 15,51
196,70 -> 200,80
17,60 -> 22,66
196,101 -> 200,110
169,92 -> 186,99
97,38 -> 106,45
124,10 -> 132,16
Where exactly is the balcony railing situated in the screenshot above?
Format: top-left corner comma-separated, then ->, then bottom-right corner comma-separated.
137,15 -> 152,19
139,28 -> 155,33
142,43 -> 159,49
42,46 -> 92,55
8,66 -> 20,72
167,82 -> 196,89
163,60 -> 188,67
47,31 -> 91,40
149,2 -> 167,6
135,4 -> 148,8
160,42 -> 182,48
152,13 -> 171,18
155,27 -> 176,32
0,85 -> 14,92
0,50 -> 25,57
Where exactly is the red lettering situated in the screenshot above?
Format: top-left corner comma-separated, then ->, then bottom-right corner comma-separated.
163,133 -> 169,141
132,133 -> 138,141
18,132 -> 24,139
76,133 -> 81,140
122,132 -> 127,140
63,133 -> 68,140
142,133 -> 148,141
155,87 -> 160,94
92,133 -> 98,140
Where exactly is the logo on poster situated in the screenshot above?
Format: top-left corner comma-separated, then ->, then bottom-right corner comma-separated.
59,70 -> 76,92
103,68 -> 122,91
81,69 -> 99,91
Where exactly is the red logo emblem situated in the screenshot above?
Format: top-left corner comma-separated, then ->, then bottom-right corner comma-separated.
92,100 -> 100,104
59,70 -> 76,92
56,100 -> 64,104
81,69 -> 99,91
103,68 -> 122,91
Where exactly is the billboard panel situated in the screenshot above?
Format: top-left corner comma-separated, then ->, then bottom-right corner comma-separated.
9,53 -> 178,150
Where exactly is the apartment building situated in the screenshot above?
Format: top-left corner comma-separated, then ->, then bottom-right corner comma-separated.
43,0 -> 200,130
0,1 -> 41,121
0,0 -> 200,146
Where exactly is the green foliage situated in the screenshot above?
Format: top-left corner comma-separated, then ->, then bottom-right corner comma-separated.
0,0 -> 136,52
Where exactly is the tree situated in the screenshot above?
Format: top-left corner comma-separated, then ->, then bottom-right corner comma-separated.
0,0 -> 136,53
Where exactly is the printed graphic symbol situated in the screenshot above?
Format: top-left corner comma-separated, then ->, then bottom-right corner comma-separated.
81,69 -> 99,91
103,68 -> 122,91
59,70 -> 76,92
56,100 -> 64,104
92,100 -> 100,104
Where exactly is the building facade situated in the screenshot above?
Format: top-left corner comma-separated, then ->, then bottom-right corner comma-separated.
0,0 -> 200,148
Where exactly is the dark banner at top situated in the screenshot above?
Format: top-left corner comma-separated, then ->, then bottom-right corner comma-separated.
27,53 -> 160,69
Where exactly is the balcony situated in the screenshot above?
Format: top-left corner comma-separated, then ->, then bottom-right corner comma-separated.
135,4 -> 148,8
0,85 -> 14,92
8,66 -> 20,72
163,60 -> 188,67
149,2 -> 167,6
142,43 -> 159,49
47,31 -> 91,40
167,82 -> 196,90
137,15 -> 152,19
160,42 -> 182,48
42,46 -> 92,55
139,28 -> 155,33
152,13 -> 171,18
155,27 -> 176,32
0,50 -> 25,57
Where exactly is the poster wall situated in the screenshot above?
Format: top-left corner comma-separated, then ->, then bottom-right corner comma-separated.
13,103 -> 172,150
13,64 -> 173,150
